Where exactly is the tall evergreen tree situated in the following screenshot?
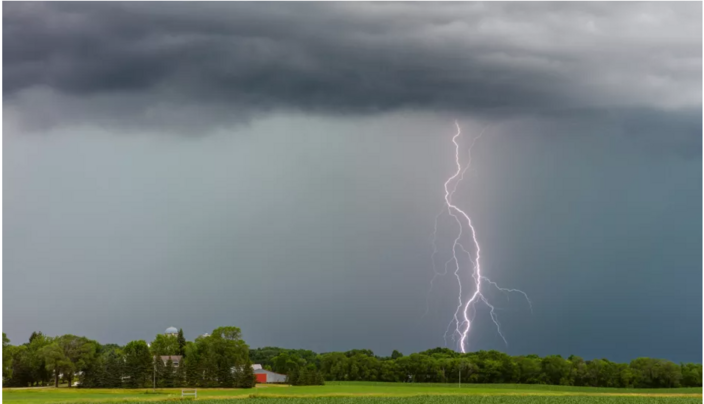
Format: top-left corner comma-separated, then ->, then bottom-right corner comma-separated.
298,367 -> 310,385
154,356 -> 166,388
123,341 -> 152,388
177,329 -> 186,357
183,356 -> 200,388
163,359 -> 175,388
285,367 -> 298,386
237,360 -> 256,388
104,349 -> 125,388
217,357 -> 235,388
174,360 -> 186,388
80,354 -> 106,388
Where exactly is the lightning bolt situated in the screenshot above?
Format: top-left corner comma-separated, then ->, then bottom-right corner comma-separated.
427,121 -> 530,353
423,125 -> 484,323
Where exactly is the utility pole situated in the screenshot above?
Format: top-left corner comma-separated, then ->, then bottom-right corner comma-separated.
458,362 -> 461,389
153,357 -> 156,392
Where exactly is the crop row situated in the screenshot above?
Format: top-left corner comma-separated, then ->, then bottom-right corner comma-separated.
75,395 -> 701,404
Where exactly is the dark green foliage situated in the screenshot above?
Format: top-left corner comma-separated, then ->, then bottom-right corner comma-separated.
4,327 -> 700,390
314,349 -> 700,389
5,346 -> 34,387
103,348 -> 126,387
177,329 -> 187,357
183,342 -> 201,388
34,334 -> 96,388
123,340 -> 153,388
80,345 -> 125,388
154,355 -> 165,388
286,364 -> 325,386
150,334 -> 179,356
271,351 -> 306,374
163,359 -> 175,388
250,347 -> 320,370
345,349 -> 375,358
236,359 -> 257,388
174,359 -> 186,388
285,367 -> 298,385
313,368 -> 326,385
28,332 -> 43,344
209,327 -> 249,388
681,363 -> 702,388
630,357 -> 684,388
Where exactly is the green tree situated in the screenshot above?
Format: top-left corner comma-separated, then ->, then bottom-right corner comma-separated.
3,333 -> 12,384
541,355 -> 571,386
286,364 -> 324,386
164,359 -> 176,388
681,363 -> 703,387
313,368 -> 325,385
56,335 -> 97,387
32,341 -> 53,386
568,355 -> 587,386
237,359 -> 257,388
154,356 -> 166,388
123,340 -> 152,388
174,359 -> 186,387
28,332 -> 43,344
657,360 -> 683,388
617,363 -> 636,388
80,344 -> 116,388
211,326 -> 242,341
630,358 -> 681,388
6,345 -> 33,387
185,327 -> 251,388
177,329 -> 186,357
150,334 -> 179,356
379,359 -> 400,382
272,352 -> 305,374
297,367 -> 310,385
285,367 -> 298,385
516,355 -> 542,384
183,342 -> 200,387
103,346 -> 125,388
320,352 -> 348,381
39,343 -> 69,387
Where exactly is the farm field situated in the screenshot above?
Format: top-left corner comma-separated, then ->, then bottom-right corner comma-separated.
3,382 -> 702,404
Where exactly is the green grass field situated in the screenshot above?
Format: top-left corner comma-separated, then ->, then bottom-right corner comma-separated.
6,398 -> 701,404
3,382 -> 702,404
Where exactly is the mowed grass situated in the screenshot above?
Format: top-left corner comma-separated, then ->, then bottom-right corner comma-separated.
3,382 -> 702,404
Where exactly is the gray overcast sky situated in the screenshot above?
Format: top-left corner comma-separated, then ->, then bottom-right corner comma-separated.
3,2 -> 702,363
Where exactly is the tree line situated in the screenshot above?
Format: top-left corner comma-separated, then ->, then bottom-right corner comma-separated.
250,347 -> 702,389
4,328 -> 700,389
2,327 -> 257,388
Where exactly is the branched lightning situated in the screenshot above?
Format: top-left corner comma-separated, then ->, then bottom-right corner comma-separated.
423,135 -> 479,321
482,276 -> 533,314
426,121 -> 531,353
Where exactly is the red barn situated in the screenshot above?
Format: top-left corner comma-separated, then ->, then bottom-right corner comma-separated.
252,366 -> 287,383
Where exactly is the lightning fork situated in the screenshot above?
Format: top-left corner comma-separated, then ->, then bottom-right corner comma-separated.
431,121 -> 530,353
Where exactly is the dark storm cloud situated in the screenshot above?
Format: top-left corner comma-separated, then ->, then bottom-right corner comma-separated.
3,2 -> 701,133
3,2 -> 702,364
